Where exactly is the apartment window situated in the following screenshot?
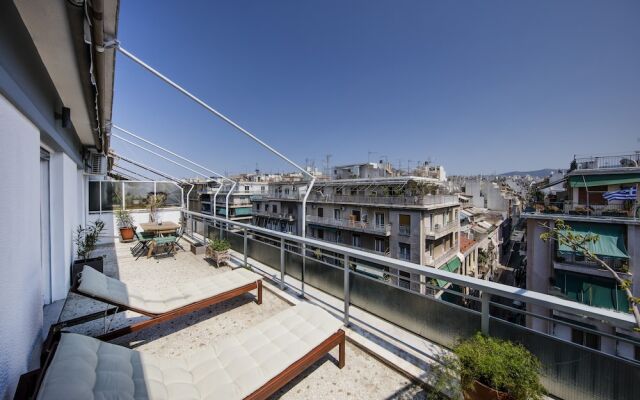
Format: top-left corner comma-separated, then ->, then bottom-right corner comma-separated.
571,328 -> 600,350
336,188 -> 342,195
256,203 -> 261,211
272,204 -> 277,213
399,243 -> 411,261
352,234 -> 362,248
317,229 -> 324,240
374,238 -> 385,253
285,188 -> 290,195
261,186 -> 265,192
351,210 -> 361,222
288,206 -> 293,215
336,230 -> 342,243
317,207 -> 324,218
399,214 -> 411,236
350,188 -> 357,196
244,185 -> 250,191
334,208 -> 341,220
375,212 -> 385,226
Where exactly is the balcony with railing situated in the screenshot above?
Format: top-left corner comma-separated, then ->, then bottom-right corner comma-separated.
306,215 -> 391,235
180,209 -> 640,400
398,225 -> 411,236
524,201 -> 640,221
310,193 -> 459,208
253,209 -> 296,221
574,153 -> 640,170
425,220 -> 459,239
425,246 -> 458,267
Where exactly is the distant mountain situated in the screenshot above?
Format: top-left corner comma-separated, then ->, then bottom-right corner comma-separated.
498,168 -> 558,178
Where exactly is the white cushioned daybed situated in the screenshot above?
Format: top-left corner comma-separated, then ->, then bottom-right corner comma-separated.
69,266 -> 263,341
32,303 -> 345,400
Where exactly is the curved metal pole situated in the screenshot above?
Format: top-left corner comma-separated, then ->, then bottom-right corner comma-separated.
299,176 -> 316,297
221,181 -> 237,235
212,181 -> 222,232
117,46 -> 313,180
112,134 -> 210,179
112,124 -> 232,183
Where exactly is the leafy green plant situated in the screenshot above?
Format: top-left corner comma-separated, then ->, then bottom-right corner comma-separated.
453,333 -> 544,400
74,219 -> 105,259
208,239 -> 230,252
115,209 -> 134,228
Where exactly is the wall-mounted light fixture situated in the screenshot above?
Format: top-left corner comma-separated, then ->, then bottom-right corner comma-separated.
54,106 -> 71,128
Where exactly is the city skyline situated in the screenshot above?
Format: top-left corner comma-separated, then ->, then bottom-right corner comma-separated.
112,1 -> 640,177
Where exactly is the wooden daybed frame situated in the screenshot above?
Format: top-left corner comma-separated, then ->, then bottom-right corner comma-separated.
16,324 -> 345,400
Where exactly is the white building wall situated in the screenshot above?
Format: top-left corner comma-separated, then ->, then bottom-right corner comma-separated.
49,153 -> 81,301
0,94 -> 43,400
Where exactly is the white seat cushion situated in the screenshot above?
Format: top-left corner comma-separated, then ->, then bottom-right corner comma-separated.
37,303 -> 343,400
77,266 -> 261,314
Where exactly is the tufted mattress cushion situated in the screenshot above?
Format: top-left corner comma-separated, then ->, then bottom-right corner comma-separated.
36,303 -> 343,400
77,266 -> 261,314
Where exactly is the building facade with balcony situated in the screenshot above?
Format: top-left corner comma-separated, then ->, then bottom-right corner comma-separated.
523,154 -> 640,359
304,177 -> 462,294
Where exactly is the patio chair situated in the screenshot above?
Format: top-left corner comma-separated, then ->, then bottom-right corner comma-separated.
52,266 -> 263,343
18,303 -> 345,400
131,230 -> 155,260
152,234 -> 179,258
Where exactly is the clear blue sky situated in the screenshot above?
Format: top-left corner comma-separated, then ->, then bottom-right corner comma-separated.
112,0 -> 640,178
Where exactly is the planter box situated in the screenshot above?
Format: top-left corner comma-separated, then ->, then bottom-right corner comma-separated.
71,257 -> 104,288
191,242 -> 206,255
206,247 -> 230,267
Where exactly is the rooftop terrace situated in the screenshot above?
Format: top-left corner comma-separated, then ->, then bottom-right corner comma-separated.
49,240 -> 429,400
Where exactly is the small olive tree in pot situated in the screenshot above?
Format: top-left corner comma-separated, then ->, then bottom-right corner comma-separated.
72,219 -> 105,287
115,209 -> 135,241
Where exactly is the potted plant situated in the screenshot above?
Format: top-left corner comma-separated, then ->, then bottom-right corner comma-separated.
206,238 -> 231,267
115,209 -> 135,242
147,194 -> 166,223
453,333 -> 544,400
72,219 -> 105,287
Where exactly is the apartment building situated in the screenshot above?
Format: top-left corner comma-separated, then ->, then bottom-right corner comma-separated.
252,181 -> 307,235
191,180 -> 267,222
523,153 -> 640,359
252,175 -> 462,294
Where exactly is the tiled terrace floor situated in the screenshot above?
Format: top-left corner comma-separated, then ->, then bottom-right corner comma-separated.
53,239 -> 429,400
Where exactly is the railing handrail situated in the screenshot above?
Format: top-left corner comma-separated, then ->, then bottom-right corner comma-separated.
311,193 -> 459,206
181,209 -> 637,329
306,215 -> 391,231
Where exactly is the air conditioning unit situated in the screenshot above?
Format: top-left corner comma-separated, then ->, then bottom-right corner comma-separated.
87,150 -> 107,175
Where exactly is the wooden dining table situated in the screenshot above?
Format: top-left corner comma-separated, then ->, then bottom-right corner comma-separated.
139,222 -> 180,258
139,221 -> 180,235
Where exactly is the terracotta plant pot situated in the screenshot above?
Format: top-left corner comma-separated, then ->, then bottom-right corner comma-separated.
119,227 -> 135,241
463,380 -> 512,400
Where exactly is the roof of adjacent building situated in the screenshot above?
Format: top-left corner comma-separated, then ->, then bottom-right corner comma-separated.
459,233 -> 477,254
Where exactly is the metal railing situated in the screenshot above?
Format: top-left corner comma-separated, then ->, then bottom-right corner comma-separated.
310,193 -> 459,207
181,209 -> 640,400
526,202 -> 639,220
306,215 -> 391,235
398,225 -> 411,236
426,220 -> 459,237
253,210 -> 297,220
574,153 -> 640,170
425,246 -> 458,267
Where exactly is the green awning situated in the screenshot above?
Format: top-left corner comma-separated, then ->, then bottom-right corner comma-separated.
568,173 -> 640,188
556,270 -> 629,312
558,222 -> 628,259
235,207 -> 252,216
435,257 -> 461,288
